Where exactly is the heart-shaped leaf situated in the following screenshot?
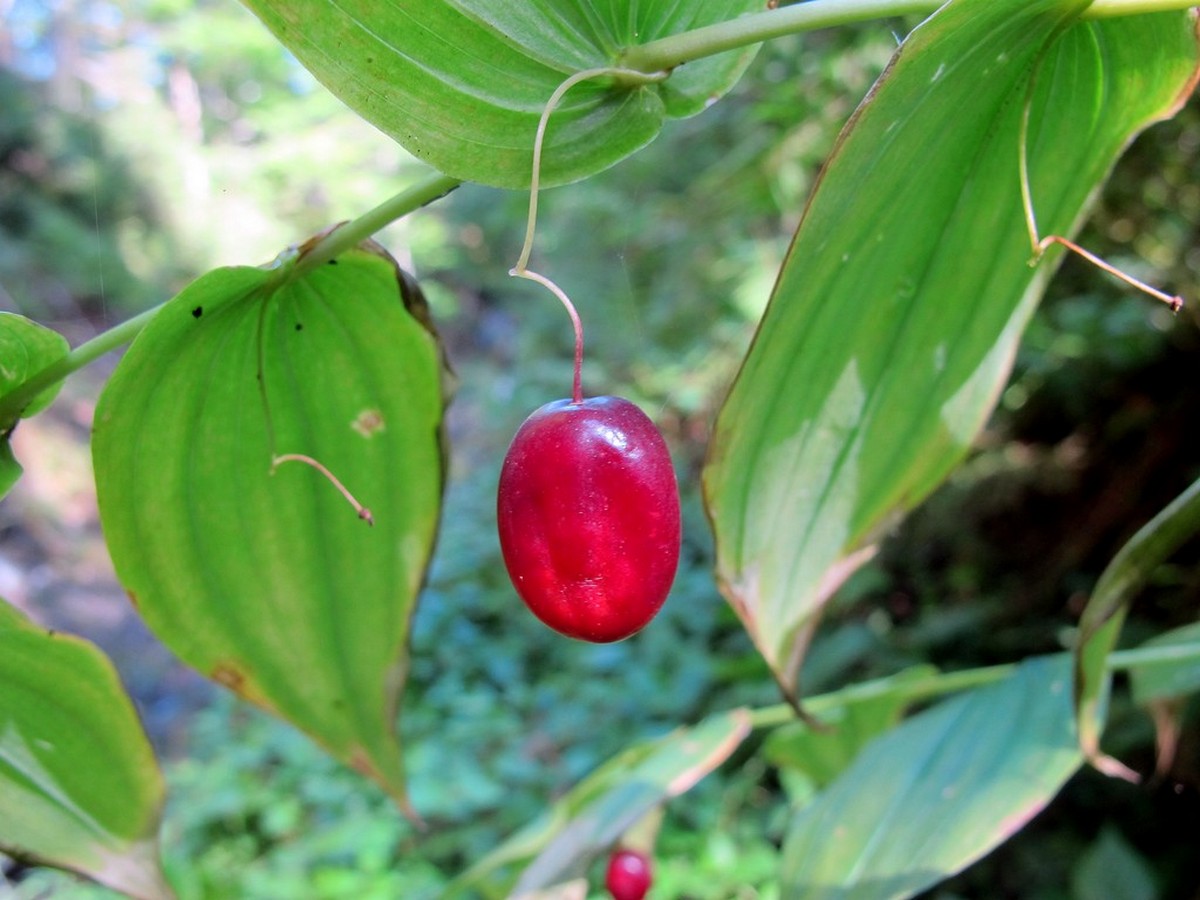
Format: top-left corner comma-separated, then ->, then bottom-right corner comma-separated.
0,600 -> 169,899
237,0 -> 766,188
703,0 -> 1200,702
92,239 -> 450,813
782,655 -> 1081,899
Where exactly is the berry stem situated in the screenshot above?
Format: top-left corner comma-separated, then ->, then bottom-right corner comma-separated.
509,267 -> 585,405
511,66 -> 666,406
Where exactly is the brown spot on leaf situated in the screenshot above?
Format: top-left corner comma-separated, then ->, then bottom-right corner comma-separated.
192,306 -> 203,318
211,662 -> 247,693
351,409 -> 386,438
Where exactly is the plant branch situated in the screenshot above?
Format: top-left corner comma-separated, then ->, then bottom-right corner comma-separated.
0,304 -> 161,425
746,640 -> 1200,731
285,171 -> 460,281
620,0 -> 1198,72
0,171 -> 461,426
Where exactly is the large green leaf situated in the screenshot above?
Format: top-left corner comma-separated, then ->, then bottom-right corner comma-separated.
703,1 -> 1200,701
782,655 -> 1081,899
92,240 -> 450,813
0,312 -> 70,497
0,600 -> 169,899
237,0 -> 766,188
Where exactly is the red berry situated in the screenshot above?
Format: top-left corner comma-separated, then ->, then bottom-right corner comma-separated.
605,848 -> 653,900
497,396 -> 680,643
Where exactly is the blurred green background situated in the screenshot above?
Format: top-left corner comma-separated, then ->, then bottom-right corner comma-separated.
1,1 -> 1198,897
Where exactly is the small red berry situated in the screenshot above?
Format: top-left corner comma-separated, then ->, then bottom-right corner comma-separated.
497,396 -> 681,642
605,848 -> 653,900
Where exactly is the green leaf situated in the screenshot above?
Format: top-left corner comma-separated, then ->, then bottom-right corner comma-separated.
782,655 -> 1081,899
1128,622 -> 1200,705
0,441 -> 19,501
92,241 -> 450,814
703,0 -> 1200,701
1072,826 -> 1158,900
447,708 -> 751,898
1075,475 -> 1200,771
765,665 -> 936,792
0,599 -> 170,900
0,312 -> 71,498
0,312 -> 69,421
237,0 -> 765,188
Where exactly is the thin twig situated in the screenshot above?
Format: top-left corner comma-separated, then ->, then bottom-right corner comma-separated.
1018,45 -> 1182,313
1037,236 -> 1183,312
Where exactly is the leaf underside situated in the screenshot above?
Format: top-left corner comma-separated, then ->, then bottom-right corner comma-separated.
237,0 -> 767,188
92,243 -> 450,812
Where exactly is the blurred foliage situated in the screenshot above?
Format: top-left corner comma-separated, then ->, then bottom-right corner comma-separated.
0,65 -> 163,322
2,2 -> 1199,898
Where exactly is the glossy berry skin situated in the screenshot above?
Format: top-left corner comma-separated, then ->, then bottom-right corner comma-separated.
605,848 -> 653,900
497,396 -> 680,643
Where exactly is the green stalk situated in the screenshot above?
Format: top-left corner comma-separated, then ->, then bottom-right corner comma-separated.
620,0 -> 1199,72
0,305 -> 161,426
746,639 -> 1200,731
621,0 -> 930,71
0,171 -> 461,425
280,172 -> 460,283
747,662 -> 1014,730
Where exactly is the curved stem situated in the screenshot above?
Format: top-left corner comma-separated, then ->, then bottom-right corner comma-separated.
510,67 -> 666,405
272,453 -> 374,525
510,268 -> 586,404
1019,39 -> 1183,312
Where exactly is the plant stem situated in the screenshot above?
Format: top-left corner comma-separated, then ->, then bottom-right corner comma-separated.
284,171 -> 460,282
0,304 -> 161,425
509,67 -> 666,405
746,639 -> 1200,731
747,662 -> 1013,729
621,0 -> 930,71
0,171 -> 461,426
620,0 -> 1198,72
